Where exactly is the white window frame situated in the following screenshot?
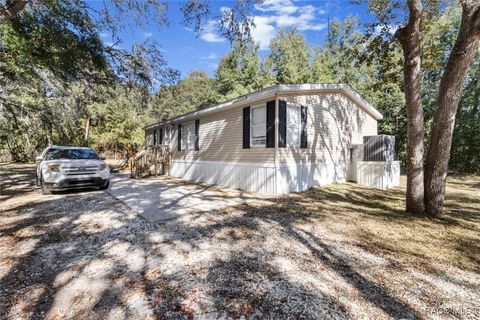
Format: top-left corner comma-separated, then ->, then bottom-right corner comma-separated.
181,122 -> 196,151
250,105 -> 267,147
287,104 -> 301,147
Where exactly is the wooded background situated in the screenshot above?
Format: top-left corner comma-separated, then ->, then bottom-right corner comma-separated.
0,0 -> 478,176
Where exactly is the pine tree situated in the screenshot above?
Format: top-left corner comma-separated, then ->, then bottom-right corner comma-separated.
267,28 -> 311,84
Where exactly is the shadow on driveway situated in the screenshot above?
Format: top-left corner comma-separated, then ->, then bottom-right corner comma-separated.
108,173 -> 267,222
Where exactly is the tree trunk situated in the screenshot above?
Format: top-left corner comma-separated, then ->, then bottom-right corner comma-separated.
0,0 -> 27,22
396,0 -> 425,215
424,0 -> 480,216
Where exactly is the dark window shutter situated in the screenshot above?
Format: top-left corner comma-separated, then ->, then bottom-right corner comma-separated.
195,119 -> 200,151
159,128 -> 163,145
278,100 -> 287,148
243,107 -> 250,149
266,100 -> 275,148
177,124 -> 182,151
301,105 -> 308,149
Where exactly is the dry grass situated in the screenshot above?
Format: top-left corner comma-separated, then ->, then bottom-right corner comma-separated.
0,163 -> 479,319
278,175 -> 480,272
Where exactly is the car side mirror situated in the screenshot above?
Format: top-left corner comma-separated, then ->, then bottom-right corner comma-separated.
100,156 -> 106,160
35,156 -> 43,162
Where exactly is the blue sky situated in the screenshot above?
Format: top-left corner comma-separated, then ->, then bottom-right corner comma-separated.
94,0 -> 373,78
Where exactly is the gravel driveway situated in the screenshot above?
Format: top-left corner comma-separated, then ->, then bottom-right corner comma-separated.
108,173 -> 263,222
1,163 -> 478,319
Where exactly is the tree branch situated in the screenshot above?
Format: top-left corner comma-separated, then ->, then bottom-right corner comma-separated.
395,0 -> 422,47
0,0 -> 28,22
460,0 -> 480,38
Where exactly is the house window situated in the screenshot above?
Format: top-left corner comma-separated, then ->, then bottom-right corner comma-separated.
153,130 -> 157,145
250,105 -> 266,146
181,122 -> 196,150
164,126 -> 171,145
287,105 -> 301,146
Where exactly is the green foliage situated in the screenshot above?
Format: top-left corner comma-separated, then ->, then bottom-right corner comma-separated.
150,71 -> 220,122
450,49 -> 480,173
147,11 -> 478,174
216,41 -> 264,99
1,1 -> 110,84
0,0 -> 175,161
0,77 -> 93,161
0,4 -> 109,161
418,5 -> 480,173
266,28 -> 312,84
1,0 -> 478,174
312,18 -> 368,86
88,86 -> 147,148
421,6 -> 462,134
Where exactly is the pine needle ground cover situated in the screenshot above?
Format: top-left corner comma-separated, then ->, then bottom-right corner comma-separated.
1,163 -> 478,319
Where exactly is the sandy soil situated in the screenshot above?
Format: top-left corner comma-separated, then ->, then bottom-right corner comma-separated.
0,163 -> 479,319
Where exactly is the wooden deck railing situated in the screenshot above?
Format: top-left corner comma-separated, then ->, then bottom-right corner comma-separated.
130,145 -> 171,179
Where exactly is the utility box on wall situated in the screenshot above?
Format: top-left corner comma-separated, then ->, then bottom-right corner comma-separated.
349,135 -> 400,190
363,135 -> 396,162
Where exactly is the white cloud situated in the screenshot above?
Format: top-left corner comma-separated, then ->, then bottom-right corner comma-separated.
251,1 -> 327,50
201,53 -> 219,60
255,0 -> 298,15
373,24 -> 399,36
251,16 -> 277,50
201,33 -> 224,43
200,21 -> 225,43
197,1 -> 326,49
143,31 -> 153,38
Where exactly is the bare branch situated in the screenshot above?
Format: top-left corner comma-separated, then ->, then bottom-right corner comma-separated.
181,0 -> 211,34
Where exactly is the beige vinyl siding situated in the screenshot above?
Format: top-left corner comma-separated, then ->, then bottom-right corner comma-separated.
145,91 -> 377,167
171,97 -> 275,164
362,114 -> 378,137
277,92 -> 378,165
143,86 -> 385,194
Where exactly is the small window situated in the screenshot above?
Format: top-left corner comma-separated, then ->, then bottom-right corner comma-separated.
287,105 -> 301,146
164,126 -> 171,145
181,122 -> 196,150
153,130 -> 157,145
250,105 -> 266,146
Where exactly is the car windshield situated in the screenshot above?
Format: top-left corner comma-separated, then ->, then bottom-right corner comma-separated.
45,149 -> 100,160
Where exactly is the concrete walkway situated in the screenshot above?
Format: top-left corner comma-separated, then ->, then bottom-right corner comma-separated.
108,173 -> 264,222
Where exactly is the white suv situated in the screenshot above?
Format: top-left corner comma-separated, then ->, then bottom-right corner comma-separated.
36,146 -> 110,194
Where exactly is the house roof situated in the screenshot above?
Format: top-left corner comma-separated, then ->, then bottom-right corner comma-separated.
145,83 -> 383,130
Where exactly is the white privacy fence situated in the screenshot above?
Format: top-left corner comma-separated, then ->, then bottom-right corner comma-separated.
349,135 -> 400,190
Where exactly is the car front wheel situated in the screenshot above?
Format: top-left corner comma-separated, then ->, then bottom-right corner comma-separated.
99,180 -> 110,190
41,180 -> 51,195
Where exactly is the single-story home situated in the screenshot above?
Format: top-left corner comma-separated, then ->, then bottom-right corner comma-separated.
144,83 -> 400,195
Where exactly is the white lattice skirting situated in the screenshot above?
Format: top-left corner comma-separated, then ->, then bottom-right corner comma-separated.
169,160 -> 355,195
